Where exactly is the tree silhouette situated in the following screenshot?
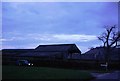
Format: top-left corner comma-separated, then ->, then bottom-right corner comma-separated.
98,25 -> 120,65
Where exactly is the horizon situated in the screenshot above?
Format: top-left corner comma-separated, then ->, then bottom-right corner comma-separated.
2,2 -> 118,53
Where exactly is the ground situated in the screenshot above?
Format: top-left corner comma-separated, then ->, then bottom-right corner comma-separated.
2,65 -> 94,80
91,71 -> 119,81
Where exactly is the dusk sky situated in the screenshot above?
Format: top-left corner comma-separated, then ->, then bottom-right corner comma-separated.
2,2 -> 118,53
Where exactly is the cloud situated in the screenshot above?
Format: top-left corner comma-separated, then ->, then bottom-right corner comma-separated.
27,33 -> 97,42
2,33 -> 97,43
2,0 -> 119,2
2,2 -> 117,52
1,33 -> 98,53
1,33 -> 97,53
53,34 -> 97,42
1,45 -> 16,49
0,38 -> 13,42
2,2 -> 118,35
1,37 -> 26,42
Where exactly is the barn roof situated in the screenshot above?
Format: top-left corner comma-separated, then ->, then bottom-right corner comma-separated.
35,44 -> 81,53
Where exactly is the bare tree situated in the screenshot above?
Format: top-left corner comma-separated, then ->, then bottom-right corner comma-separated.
98,25 -> 120,64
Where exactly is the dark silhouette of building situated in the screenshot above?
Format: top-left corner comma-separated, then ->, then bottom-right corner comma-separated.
81,47 -> 120,61
2,44 -> 81,65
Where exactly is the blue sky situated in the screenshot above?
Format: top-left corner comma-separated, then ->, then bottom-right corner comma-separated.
2,2 -> 118,53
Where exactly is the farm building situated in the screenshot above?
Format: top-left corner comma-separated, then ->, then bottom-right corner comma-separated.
2,49 -> 34,64
2,44 -> 81,65
81,47 -> 120,61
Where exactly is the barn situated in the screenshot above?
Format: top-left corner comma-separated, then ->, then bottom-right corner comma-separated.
2,44 -> 81,65
81,47 -> 120,60
17,44 -> 81,61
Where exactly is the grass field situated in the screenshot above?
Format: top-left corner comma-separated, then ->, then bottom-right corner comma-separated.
2,65 -> 94,80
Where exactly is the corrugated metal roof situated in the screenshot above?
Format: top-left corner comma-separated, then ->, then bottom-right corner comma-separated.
35,44 -> 80,53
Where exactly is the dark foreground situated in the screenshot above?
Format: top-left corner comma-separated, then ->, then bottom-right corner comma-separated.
2,65 -> 94,81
